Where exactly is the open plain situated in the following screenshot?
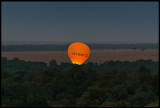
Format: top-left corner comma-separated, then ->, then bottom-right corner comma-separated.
2,49 -> 158,65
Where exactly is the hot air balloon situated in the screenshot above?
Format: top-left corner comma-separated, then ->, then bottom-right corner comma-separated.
68,42 -> 90,65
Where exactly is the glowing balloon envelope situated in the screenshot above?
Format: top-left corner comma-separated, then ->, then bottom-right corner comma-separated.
68,42 -> 90,65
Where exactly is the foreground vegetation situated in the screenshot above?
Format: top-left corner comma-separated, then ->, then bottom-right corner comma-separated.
1,57 -> 159,107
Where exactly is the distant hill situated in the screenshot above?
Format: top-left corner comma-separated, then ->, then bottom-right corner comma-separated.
2,43 -> 158,51
2,41 -> 158,45
2,41 -> 68,45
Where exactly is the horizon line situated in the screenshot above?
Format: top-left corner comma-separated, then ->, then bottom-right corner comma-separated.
2,40 -> 158,45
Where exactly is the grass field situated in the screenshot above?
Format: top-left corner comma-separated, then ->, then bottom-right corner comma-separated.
2,49 -> 158,65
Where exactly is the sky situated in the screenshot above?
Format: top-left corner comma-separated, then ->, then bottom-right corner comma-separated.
2,2 -> 159,43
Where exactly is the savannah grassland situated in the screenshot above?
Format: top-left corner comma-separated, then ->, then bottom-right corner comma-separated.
2,49 -> 158,64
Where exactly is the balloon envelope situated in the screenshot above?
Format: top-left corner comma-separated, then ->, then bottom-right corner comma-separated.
68,42 -> 90,65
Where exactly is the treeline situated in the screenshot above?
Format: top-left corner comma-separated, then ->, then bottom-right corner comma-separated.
2,43 -> 158,51
1,57 -> 158,74
2,57 -> 159,107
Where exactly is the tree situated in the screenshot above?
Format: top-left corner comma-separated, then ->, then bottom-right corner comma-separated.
26,94 -> 48,107
77,86 -> 110,107
109,84 -> 128,101
128,90 -> 156,107
136,66 -> 152,87
49,59 -> 57,67
151,71 -> 159,96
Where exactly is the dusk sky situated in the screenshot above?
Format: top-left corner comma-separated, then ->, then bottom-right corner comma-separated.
2,2 -> 158,43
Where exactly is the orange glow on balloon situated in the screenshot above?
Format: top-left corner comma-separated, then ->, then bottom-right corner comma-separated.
68,42 -> 90,65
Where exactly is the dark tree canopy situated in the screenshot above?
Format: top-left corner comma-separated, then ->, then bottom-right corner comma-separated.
1,57 -> 159,107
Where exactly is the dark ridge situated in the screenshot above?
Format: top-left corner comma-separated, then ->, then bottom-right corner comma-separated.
2,43 -> 158,51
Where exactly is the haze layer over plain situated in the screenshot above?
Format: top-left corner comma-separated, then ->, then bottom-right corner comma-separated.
2,50 -> 158,65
